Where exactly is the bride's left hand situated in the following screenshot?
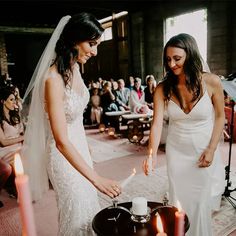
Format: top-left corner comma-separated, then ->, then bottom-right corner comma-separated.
198,148 -> 214,168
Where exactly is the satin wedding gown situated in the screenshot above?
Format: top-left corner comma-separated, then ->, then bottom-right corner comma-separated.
166,88 -> 225,236
46,65 -> 100,236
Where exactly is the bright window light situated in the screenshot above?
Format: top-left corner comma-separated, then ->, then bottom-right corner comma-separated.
101,27 -> 112,41
165,9 -> 207,61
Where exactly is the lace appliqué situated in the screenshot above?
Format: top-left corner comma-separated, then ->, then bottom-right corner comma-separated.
64,85 -> 89,124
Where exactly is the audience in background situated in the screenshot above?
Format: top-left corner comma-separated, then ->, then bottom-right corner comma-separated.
144,74 -> 156,109
0,86 -> 24,206
100,81 -> 118,113
112,81 -> 118,93
100,81 -> 120,131
127,75 -> 135,90
90,87 -> 103,125
12,85 -> 23,111
115,79 -> 130,111
129,77 -> 151,114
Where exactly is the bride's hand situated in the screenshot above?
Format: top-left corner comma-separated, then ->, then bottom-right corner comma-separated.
142,156 -> 157,175
93,175 -> 121,198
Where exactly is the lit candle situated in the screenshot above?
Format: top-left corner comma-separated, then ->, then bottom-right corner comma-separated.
156,213 -> 167,236
120,168 -> 136,188
99,124 -> 105,132
147,148 -> 153,175
14,154 -> 37,236
132,197 -> 147,215
108,127 -> 115,136
174,200 -> 185,236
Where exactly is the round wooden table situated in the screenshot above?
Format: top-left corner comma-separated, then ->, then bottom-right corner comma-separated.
92,201 -> 190,236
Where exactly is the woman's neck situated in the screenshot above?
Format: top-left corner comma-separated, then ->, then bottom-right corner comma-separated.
178,74 -> 187,85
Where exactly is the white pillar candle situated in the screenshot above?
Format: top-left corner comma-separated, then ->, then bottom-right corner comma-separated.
132,197 -> 148,215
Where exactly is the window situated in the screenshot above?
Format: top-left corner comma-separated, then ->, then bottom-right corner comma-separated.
164,9 -> 207,61
101,26 -> 113,41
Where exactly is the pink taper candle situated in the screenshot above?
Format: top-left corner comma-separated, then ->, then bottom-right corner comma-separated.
14,154 -> 37,236
174,200 -> 185,236
156,213 -> 167,236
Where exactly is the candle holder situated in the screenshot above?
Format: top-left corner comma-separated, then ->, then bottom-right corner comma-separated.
108,198 -> 132,215
130,197 -> 151,223
162,192 -> 169,206
130,208 -> 151,223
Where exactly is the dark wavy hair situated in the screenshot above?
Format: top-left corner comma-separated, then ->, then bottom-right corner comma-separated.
162,33 -> 203,108
0,86 -> 21,129
53,12 -> 104,86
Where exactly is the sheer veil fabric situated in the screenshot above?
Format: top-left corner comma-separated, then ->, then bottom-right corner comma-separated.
22,16 -> 71,201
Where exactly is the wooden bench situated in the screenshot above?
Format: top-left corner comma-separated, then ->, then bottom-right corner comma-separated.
121,113 -> 153,143
104,110 -> 131,132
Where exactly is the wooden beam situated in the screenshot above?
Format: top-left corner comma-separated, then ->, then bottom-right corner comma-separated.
0,26 -> 53,34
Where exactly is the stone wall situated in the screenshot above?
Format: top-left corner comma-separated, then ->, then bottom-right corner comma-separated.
129,1 -> 236,80
0,33 -> 8,76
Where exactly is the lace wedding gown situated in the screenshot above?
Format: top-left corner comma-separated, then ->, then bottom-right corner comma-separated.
46,65 -> 100,236
166,89 -> 225,236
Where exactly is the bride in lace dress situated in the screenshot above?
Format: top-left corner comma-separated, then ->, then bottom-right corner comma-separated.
143,33 -> 225,236
22,13 -> 121,236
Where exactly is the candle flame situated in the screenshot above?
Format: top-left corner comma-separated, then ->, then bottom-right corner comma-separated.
99,124 -> 105,132
133,168 -> 136,175
149,148 -> 153,157
156,213 -> 164,233
176,200 -> 183,212
14,153 -> 24,175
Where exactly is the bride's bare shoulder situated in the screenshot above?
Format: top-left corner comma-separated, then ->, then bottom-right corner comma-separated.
45,65 -> 64,91
46,65 -> 64,84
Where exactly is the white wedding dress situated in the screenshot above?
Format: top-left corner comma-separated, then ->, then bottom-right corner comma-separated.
166,88 -> 225,236
46,65 -> 100,236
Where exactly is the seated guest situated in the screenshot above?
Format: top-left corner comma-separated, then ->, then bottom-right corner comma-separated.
127,76 -> 135,90
13,85 -> 23,111
129,77 -> 150,114
100,81 -> 119,131
112,81 -> 119,93
144,75 -> 156,109
100,81 -> 119,112
0,86 -> 24,205
90,88 -> 103,125
115,79 -> 130,111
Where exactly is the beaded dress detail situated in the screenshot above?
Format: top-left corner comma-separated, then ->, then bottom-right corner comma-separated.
46,64 -> 100,236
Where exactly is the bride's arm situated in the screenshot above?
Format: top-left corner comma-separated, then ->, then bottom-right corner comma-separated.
45,74 -> 120,198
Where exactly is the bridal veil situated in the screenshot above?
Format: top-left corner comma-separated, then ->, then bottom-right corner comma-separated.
22,16 -> 71,201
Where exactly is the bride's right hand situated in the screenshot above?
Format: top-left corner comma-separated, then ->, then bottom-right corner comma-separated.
93,175 -> 121,198
142,157 -> 157,175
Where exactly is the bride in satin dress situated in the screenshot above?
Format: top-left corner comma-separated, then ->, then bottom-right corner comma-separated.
143,33 -> 225,236
22,13 -> 121,236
